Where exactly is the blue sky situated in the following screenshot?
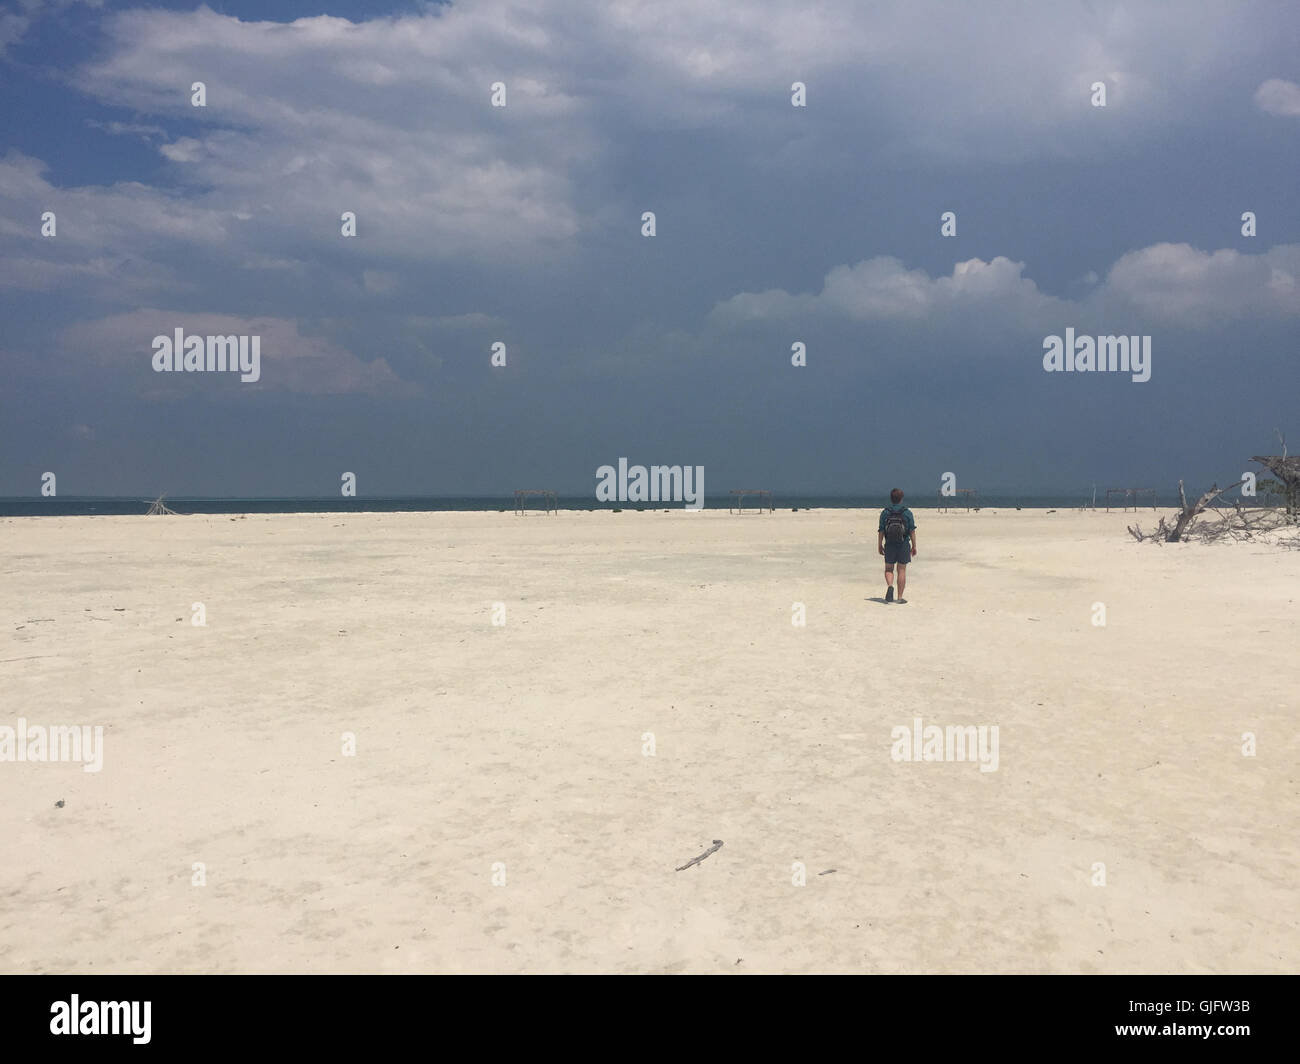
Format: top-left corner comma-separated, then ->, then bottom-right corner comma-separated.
2,0 -> 1298,497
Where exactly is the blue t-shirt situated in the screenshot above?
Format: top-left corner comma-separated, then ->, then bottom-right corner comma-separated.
878,504 -> 916,534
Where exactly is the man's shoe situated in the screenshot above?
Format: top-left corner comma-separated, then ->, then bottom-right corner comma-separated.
885,587 -> 894,602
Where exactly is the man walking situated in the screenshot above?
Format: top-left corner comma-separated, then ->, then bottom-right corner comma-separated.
877,488 -> 917,603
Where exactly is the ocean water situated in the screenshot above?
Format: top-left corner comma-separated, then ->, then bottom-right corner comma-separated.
0,493 -> 1162,517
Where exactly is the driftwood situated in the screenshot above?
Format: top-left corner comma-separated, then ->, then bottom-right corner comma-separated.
1168,479 -> 1245,541
675,839 -> 723,871
1127,479 -> 1245,543
1199,503 -> 1286,541
1129,499 -> 1297,546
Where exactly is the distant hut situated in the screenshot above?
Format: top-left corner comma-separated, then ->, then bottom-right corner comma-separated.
1251,456 -> 1300,517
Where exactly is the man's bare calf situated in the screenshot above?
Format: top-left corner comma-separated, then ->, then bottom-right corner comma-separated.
885,562 -> 907,603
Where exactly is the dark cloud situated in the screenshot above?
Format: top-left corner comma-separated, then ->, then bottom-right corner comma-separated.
2,1 -> 1298,496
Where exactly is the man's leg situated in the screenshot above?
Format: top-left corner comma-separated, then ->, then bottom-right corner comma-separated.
896,562 -> 907,600
884,562 -> 894,600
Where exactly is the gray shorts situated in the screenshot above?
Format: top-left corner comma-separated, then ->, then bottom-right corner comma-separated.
883,541 -> 911,566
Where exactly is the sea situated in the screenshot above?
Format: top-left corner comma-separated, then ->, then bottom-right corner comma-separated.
0,493 -> 1169,517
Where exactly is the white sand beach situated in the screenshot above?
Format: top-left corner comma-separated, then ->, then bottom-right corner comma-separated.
1,508 -> 1297,973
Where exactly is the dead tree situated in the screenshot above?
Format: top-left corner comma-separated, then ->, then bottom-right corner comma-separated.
1127,479 -> 1245,542
1183,500 -> 1291,542
1251,434 -> 1299,520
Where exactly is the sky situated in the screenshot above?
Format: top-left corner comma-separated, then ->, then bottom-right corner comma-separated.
1,0 -> 1297,499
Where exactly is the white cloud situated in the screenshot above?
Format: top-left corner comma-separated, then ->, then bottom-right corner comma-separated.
0,254 -> 178,294
0,13 -> 31,56
44,0 -> 1274,274
1254,78 -> 1300,117
1100,243 -> 1300,324
56,309 -> 413,397
1,0 -> 105,57
710,255 -> 1064,325
0,150 -> 233,248
3,1 -> 1296,383
701,243 -> 1300,368
85,119 -> 166,138
159,137 -> 203,162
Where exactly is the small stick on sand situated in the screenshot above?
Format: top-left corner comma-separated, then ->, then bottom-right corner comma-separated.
676,839 -> 723,871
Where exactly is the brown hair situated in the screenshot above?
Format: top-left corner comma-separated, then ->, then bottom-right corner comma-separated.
890,488 -> 904,504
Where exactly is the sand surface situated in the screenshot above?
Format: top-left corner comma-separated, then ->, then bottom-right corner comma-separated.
2,508 -> 1297,973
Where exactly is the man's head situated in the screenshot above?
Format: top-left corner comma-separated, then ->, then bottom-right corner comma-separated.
890,488 -> 904,505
